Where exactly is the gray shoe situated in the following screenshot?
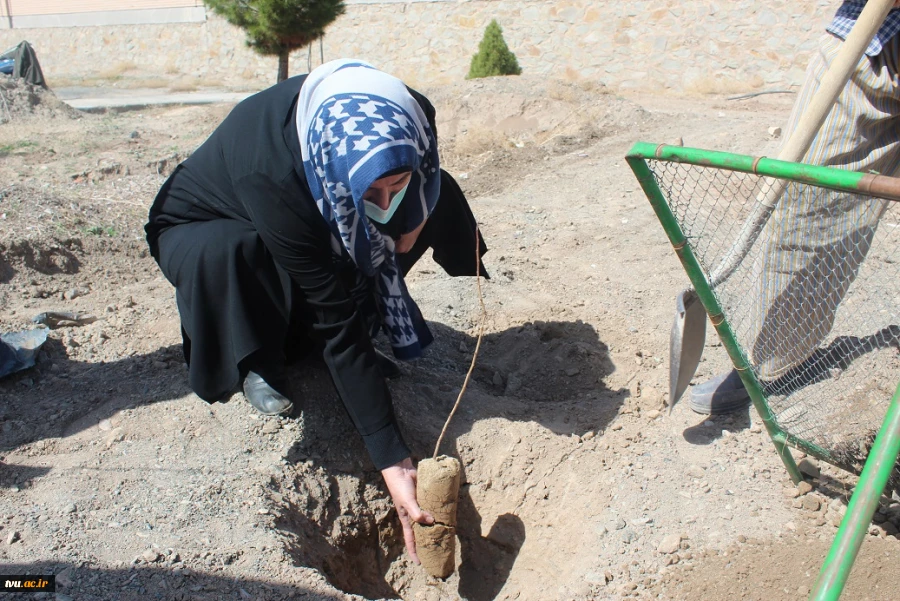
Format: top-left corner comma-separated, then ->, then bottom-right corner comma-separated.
689,369 -> 751,415
242,371 -> 293,416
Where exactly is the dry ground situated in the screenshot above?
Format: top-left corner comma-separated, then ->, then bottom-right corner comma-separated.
0,76 -> 898,601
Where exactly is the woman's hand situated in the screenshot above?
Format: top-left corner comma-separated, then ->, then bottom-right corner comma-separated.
394,219 -> 427,254
381,457 -> 434,563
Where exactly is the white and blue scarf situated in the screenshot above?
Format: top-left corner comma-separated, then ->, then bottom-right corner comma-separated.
297,60 -> 439,359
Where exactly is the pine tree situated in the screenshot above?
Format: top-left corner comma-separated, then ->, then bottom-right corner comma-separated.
467,20 -> 522,79
204,0 -> 345,83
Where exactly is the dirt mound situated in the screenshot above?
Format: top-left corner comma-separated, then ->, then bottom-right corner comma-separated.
425,74 -> 655,197
425,74 -> 650,151
0,77 -> 82,123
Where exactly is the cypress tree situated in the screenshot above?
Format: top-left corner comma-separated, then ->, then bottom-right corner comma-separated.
467,20 -> 522,79
204,0 -> 345,83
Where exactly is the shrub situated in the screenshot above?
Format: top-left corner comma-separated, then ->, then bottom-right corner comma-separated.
467,20 -> 522,79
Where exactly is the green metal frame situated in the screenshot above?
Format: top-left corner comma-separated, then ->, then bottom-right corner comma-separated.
626,142 -> 900,601
628,142 -> 880,195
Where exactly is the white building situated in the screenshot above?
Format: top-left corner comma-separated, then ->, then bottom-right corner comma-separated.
0,0 -> 206,29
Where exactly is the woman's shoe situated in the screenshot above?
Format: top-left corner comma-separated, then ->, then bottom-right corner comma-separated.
242,371 -> 294,416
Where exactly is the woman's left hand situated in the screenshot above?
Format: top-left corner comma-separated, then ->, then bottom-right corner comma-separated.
395,219 -> 427,254
381,457 -> 434,563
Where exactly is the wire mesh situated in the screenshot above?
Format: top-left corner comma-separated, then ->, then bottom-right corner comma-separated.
647,159 -> 900,484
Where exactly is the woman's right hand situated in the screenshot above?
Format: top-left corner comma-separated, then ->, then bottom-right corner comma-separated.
381,457 -> 434,564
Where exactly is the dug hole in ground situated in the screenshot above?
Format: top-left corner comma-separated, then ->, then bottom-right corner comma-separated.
0,75 -> 899,601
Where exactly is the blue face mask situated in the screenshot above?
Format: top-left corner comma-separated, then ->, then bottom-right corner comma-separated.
364,181 -> 409,224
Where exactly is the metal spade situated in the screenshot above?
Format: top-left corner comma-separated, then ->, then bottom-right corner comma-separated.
669,288 -> 706,413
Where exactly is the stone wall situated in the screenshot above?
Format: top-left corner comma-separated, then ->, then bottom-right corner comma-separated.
0,0 -> 832,93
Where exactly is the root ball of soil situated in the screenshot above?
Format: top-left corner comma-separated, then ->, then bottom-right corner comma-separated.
414,455 -> 461,578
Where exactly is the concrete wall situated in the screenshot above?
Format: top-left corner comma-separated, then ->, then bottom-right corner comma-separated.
0,0 -> 832,93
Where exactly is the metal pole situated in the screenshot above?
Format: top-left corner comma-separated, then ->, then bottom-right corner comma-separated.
628,142 -> 875,196
809,381 -> 900,601
626,155 -> 804,483
3,0 -> 13,29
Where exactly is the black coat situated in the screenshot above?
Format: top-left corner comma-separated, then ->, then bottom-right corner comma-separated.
146,75 -> 486,469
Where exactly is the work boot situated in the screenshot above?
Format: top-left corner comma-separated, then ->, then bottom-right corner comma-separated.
375,348 -> 401,379
242,370 -> 293,416
689,369 -> 751,415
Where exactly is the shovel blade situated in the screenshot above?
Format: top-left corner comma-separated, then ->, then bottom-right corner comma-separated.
669,288 -> 707,413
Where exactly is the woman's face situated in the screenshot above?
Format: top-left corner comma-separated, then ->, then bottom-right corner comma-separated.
362,171 -> 412,211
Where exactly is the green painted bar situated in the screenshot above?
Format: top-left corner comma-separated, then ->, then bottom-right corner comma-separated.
708,317 -> 804,484
810,382 -> 900,601
626,142 -> 867,194
626,156 -> 803,483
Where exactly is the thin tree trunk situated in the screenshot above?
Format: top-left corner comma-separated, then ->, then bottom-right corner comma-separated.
277,52 -> 289,83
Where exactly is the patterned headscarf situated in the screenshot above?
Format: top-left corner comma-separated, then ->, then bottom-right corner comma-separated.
296,59 -> 439,359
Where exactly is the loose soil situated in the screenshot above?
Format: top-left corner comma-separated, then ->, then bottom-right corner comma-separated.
0,76 -> 898,601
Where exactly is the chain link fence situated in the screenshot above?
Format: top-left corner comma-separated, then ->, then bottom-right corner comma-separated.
645,156 -> 900,487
